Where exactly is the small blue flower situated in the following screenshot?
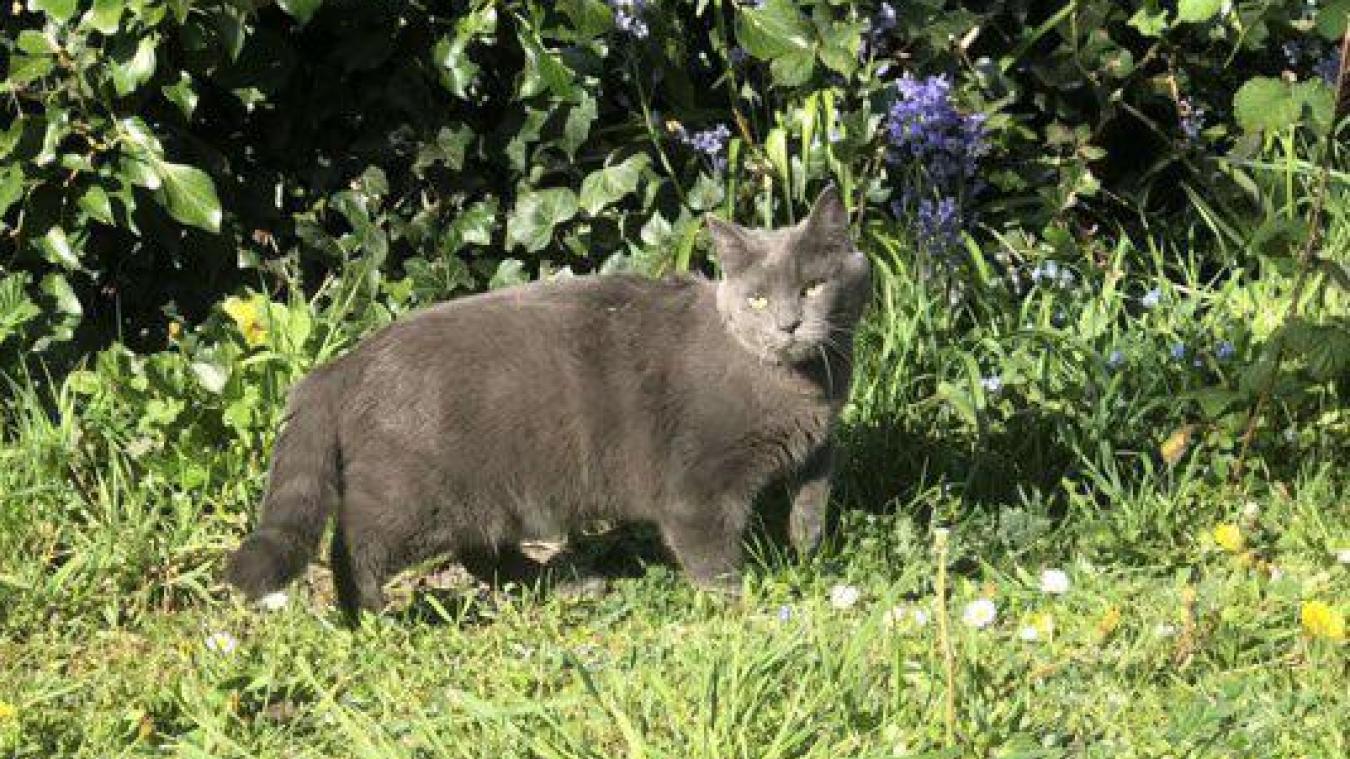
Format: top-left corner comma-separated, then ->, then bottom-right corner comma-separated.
884,74 -> 990,194
1215,340 -> 1236,361
981,375 -> 1003,393
912,196 -> 963,256
609,0 -> 650,39
1141,288 -> 1161,309
1107,349 -> 1125,370
1170,343 -> 1186,361
1315,49 -> 1341,86
777,605 -> 793,622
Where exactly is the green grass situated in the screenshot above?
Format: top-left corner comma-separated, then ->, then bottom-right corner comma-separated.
3,206 -> 1349,756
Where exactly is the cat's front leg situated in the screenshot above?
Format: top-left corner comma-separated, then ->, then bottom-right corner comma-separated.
660,507 -> 746,597
789,444 -> 834,556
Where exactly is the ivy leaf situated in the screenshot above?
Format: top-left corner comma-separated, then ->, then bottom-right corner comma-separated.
1127,1 -> 1169,37
86,0 -> 124,34
111,35 -> 158,97
1176,0 -> 1223,23
40,273 -> 82,316
153,161 -> 223,233
29,0 -> 77,23
77,184 -> 114,225
162,72 -> 199,120
489,258 -> 529,290
736,0 -> 815,87
516,30 -> 577,100
433,34 -> 481,99
817,21 -> 863,78
1233,77 -> 1300,134
506,188 -> 578,252
1318,0 -> 1350,40
557,0 -> 613,39
561,95 -> 598,160
276,0 -> 322,25
39,226 -> 80,269
0,164 -> 23,218
578,155 -> 648,216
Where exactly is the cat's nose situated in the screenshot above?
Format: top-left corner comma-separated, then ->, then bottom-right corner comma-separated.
776,314 -> 803,333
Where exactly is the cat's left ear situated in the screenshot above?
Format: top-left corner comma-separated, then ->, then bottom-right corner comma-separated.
804,184 -> 849,246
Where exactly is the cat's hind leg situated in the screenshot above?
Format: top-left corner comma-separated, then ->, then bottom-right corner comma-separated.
330,491 -> 403,623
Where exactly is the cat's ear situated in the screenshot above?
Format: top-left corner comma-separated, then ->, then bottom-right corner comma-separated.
708,216 -> 758,275
803,184 -> 849,246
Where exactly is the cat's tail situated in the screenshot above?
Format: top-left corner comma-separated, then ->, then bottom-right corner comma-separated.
225,366 -> 341,600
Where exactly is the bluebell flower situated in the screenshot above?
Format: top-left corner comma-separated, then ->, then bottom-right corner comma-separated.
1178,98 -> 1205,142
913,196 -> 962,256
680,124 -> 732,172
981,375 -> 1003,393
609,0 -> 649,39
728,46 -> 748,65
1141,288 -> 1161,309
1215,340 -> 1236,361
884,74 -> 990,193
1315,49 -> 1341,86
777,605 -> 793,622
1107,349 -> 1125,370
1170,343 -> 1186,361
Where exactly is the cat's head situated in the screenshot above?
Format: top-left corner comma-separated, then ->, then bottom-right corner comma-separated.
710,186 -> 872,365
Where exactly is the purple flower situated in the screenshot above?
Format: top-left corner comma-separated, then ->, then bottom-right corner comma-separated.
609,0 -> 649,39
1170,343 -> 1186,361
1178,98 -> 1205,142
913,196 -> 962,255
728,46 -> 748,65
1215,340 -> 1236,361
884,74 -> 990,194
680,124 -> 732,173
1315,49 -> 1341,86
1107,349 -> 1124,370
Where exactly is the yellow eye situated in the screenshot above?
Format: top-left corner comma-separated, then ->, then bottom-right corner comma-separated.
748,295 -> 769,310
803,280 -> 826,297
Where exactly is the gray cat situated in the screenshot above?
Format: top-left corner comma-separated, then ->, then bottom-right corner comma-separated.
226,186 -> 872,620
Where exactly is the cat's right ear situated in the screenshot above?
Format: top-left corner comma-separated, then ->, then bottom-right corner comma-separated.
708,216 -> 757,275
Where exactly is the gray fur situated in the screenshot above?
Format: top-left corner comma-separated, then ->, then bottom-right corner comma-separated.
225,186 -> 872,619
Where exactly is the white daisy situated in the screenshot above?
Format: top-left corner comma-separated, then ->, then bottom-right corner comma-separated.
829,584 -> 861,610
205,631 -> 238,654
961,598 -> 997,629
257,591 -> 289,612
1039,568 -> 1071,595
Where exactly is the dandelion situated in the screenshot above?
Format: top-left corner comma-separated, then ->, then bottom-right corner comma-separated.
1141,288 -> 1161,309
221,295 -> 268,348
1039,568 -> 1071,595
961,598 -> 997,629
205,631 -> 239,654
1300,601 -> 1346,641
0,700 -> 15,721
1212,523 -> 1244,553
258,591 -> 289,612
830,584 -> 862,610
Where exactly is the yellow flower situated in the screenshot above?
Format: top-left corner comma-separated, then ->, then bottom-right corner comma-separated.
1212,523 -> 1243,553
221,296 -> 268,348
167,321 -> 182,341
1301,601 -> 1346,642
0,700 -> 16,721
1095,606 -> 1122,641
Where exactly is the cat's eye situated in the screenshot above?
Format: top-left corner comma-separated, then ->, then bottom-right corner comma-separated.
802,280 -> 826,297
748,295 -> 769,310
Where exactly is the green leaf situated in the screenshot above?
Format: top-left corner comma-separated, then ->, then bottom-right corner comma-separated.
1318,0 -> 1350,40
162,72 -> 199,120
1176,0 -> 1223,23
276,0 -> 322,25
191,361 -> 229,393
86,0 -> 124,34
111,35 -> 158,97
769,53 -> 815,87
40,273 -> 82,316
578,155 -> 649,216
0,164 -> 23,218
1233,77 -> 1300,134
817,21 -> 863,78
736,0 -> 812,60
29,0 -> 77,23
39,226 -> 80,269
516,30 -> 577,100
558,0 -> 613,39
433,34 -> 481,99
685,173 -> 725,212
153,161 -> 223,233
489,258 -> 529,290
77,184 -> 114,225
506,188 -> 578,252
16,30 -> 57,56
1128,1 -> 1169,37
561,95 -> 598,160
